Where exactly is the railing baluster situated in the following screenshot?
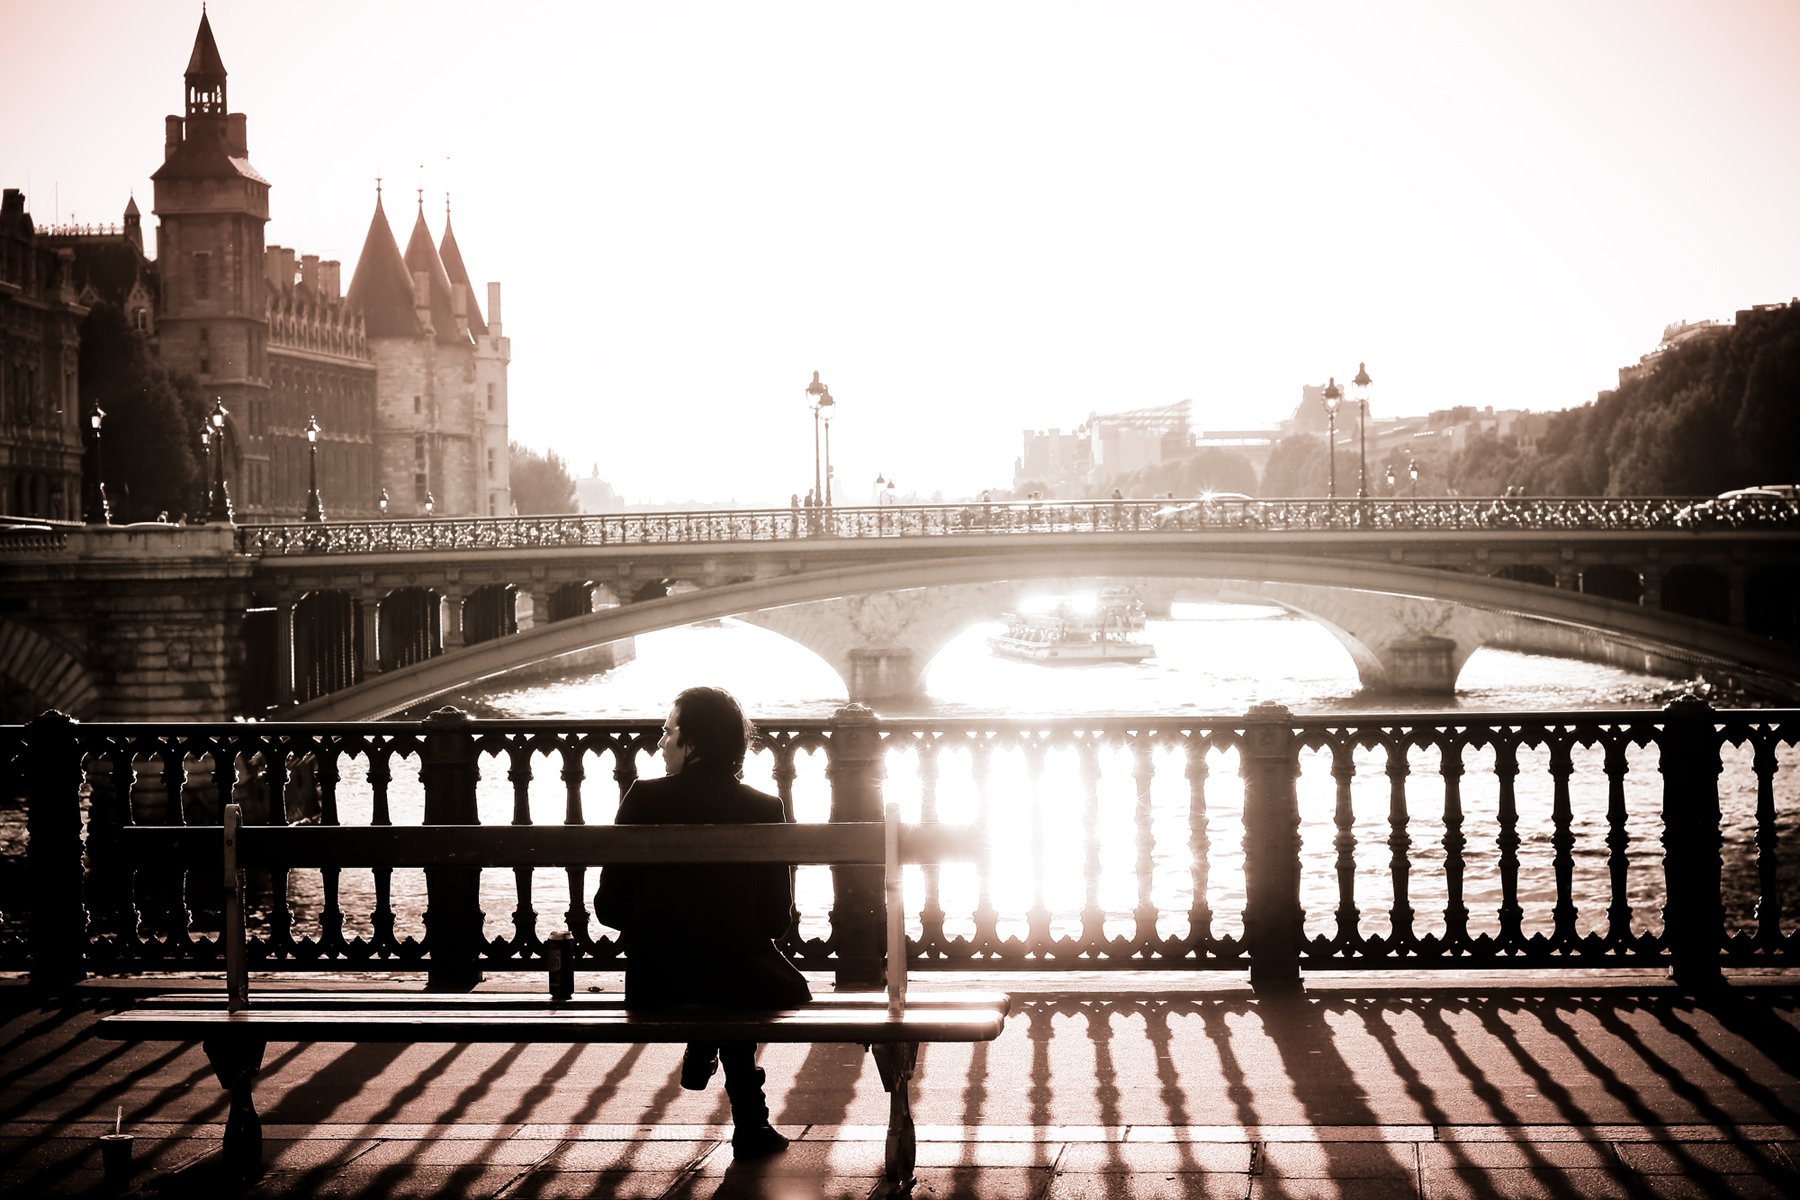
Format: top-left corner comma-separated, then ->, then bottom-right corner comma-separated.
1131,733 -> 1157,954
916,739 -> 946,956
1548,730 -> 1578,950
1385,737 -> 1414,952
971,738 -> 998,957
1494,737 -> 1524,952
367,748 -> 396,957
509,742 -> 538,959
1079,738 -> 1104,951
1185,732 -> 1213,959
1441,737 -> 1468,952
1331,736 -> 1359,950
1025,737 -> 1051,955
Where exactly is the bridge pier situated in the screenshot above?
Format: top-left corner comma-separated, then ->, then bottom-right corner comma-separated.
1378,635 -> 1458,694
847,648 -> 922,705
360,597 -> 381,676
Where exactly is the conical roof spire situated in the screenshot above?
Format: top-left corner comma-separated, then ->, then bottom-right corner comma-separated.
184,8 -> 228,117
404,205 -> 466,345
346,186 -> 425,338
437,195 -> 487,335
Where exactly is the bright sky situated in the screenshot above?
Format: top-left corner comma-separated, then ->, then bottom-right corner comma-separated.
8,0 -> 1798,505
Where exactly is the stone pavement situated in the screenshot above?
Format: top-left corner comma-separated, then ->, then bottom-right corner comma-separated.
3,969 -> 1798,1198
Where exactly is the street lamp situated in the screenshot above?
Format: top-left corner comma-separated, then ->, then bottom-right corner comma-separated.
1408,459 -> 1419,498
1321,377 -> 1341,507
206,398 -> 234,524
1385,464 -> 1397,494
378,487 -> 389,518
424,490 -> 435,518
85,402 -> 111,524
821,392 -> 835,511
806,371 -> 832,516
1351,362 -> 1372,506
303,415 -> 325,523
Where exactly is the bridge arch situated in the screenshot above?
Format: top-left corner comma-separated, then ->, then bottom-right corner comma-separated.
287,547 -> 1800,719
0,618 -> 98,719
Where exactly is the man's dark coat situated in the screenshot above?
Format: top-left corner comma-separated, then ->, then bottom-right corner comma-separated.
594,767 -> 810,1010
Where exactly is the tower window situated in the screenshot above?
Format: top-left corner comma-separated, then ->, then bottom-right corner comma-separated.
413,395 -> 422,414
486,383 -> 495,411
193,252 -> 210,299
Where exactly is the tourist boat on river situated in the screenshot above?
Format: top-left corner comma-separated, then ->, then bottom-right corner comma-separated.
988,588 -> 1154,664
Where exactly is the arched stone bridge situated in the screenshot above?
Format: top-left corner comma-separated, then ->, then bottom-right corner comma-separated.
4,496 -> 1793,722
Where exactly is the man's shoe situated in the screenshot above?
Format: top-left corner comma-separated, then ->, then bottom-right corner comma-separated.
731,1124 -> 790,1161
679,1045 -> 718,1091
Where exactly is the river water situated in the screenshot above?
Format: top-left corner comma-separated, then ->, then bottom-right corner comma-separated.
352,602 -> 1785,952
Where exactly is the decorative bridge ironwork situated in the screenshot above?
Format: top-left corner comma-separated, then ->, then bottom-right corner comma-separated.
232,494 -> 1800,555
9,700 -> 1795,994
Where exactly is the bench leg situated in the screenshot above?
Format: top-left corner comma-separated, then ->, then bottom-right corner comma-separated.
870,1042 -> 918,1193
203,1036 -> 268,1180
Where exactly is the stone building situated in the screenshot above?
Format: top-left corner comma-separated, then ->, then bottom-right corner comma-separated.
30,9 -> 512,523
0,189 -> 87,520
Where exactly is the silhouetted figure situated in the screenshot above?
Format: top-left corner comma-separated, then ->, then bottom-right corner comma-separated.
595,686 -> 808,1160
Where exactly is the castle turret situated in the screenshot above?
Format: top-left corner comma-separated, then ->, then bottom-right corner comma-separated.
151,8 -> 272,514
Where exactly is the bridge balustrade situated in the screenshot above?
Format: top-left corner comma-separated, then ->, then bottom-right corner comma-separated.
232,495 -> 1799,555
7,700 -> 1795,993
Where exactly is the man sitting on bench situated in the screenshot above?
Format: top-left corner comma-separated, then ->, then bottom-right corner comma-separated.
595,686 -> 811,1160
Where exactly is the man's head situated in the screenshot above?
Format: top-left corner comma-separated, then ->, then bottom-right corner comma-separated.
660,685 -> 756,775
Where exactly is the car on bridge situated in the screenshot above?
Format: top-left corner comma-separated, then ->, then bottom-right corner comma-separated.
1673,484 -> 1800,530
1153,493 -> 1262,529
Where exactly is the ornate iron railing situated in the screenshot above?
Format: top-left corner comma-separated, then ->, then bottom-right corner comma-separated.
231,495 -> 1800,555
5,699 -> 1795,992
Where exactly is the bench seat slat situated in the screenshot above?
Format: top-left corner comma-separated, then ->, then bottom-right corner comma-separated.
113,821 -> 985,868
122,989 -> 1010,1012
97,1004 -> 1010,1044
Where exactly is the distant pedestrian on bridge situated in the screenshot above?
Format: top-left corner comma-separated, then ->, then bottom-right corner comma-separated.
595,685 -> 809,1160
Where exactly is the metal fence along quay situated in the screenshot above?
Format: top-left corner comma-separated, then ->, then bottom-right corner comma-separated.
228,494 -> 1799,555
5,699 -> 1796,993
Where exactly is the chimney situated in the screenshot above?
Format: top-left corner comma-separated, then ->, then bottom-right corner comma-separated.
412,270 -> 433,332
300,254 -> 319,292
319,260 -> 340,300
227,113 -> 248,157
486,282 -> 502,335
264,245 -> 284,290
451,283 -> 469,337
164,115 -> 183,160
282,247 -> 296,289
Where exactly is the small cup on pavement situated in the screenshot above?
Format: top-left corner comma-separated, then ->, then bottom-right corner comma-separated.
99,1132 -> 133,1181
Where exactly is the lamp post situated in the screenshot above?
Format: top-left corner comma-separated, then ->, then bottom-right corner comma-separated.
821,393 -> 835,512
303,415 -> 325,523
424,490 -> 435,518
378,487 -> 389,518
1351,362 -> 1372,524
1408,459 -> 1419,498
206,398 -> 234,524
1385,464 -> 1397,494
806,371 -> 831,521
85,402 -> 111,525
1321,377 -> 1341,512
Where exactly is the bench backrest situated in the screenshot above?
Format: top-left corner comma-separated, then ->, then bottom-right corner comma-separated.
208,801 -> 957,1016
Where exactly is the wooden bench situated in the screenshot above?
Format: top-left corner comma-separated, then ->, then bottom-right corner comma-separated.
96,802 -> 1008,1192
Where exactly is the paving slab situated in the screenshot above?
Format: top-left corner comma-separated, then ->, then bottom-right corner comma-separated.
2,968 -> 1798,1198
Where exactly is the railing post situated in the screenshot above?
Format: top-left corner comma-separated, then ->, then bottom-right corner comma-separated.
827,703 -> 885,990
1240,703 -> 1304,996
24,711 -> 87,991
420,707 -> 485,991
1658,694 -> 1724,991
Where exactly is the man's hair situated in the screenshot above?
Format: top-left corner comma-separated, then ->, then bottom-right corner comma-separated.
672,686 -> 758,775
